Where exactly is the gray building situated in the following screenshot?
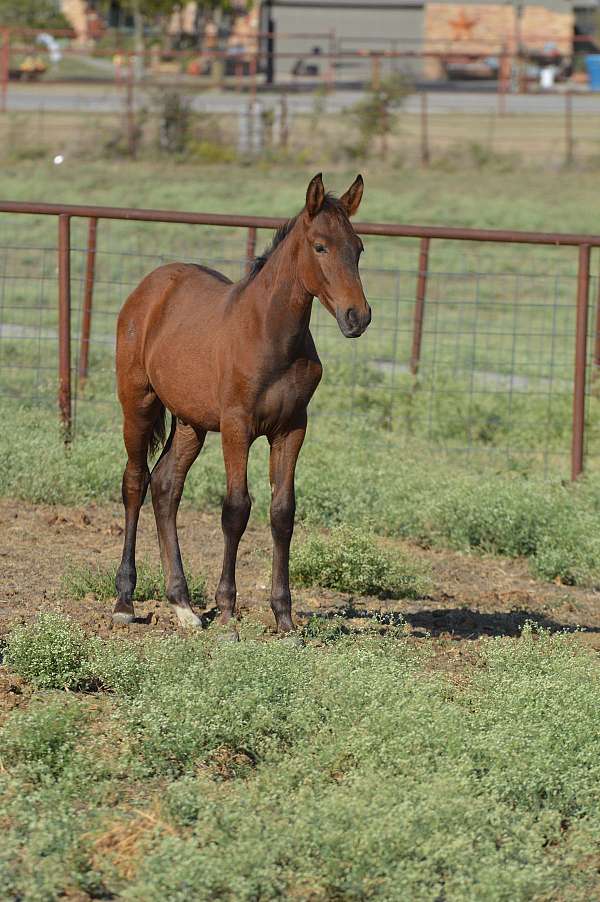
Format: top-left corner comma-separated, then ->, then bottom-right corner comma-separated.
260,0 -> 597,82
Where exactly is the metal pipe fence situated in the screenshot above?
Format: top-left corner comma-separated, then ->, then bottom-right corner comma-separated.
0,37 -> 587,91
1,200 -> 600,480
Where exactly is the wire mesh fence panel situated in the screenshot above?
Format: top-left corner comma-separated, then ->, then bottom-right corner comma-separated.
0,243 -> 59,410
5,101 -> 600,169
1,217 -> 599,480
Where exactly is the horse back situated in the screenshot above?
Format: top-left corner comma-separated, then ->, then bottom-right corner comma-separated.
117,262 -> 232,347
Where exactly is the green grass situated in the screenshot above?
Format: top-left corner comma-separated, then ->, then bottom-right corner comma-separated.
62,559 -> 207,605
2,615 -> 600,899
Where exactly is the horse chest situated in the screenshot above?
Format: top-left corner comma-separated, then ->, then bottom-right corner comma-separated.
258,357 -> 322,429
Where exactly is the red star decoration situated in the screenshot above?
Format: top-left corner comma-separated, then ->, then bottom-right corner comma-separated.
448,9 -> 479,40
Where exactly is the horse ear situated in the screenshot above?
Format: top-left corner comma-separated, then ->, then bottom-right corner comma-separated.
305,173 -> 325,219
340,174 -> 364,217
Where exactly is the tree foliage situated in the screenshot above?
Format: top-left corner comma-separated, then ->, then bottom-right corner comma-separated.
0,0 -> 71,30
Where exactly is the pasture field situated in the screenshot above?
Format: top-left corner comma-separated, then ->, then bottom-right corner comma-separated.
3,158 -> 600,474
4,159 -> 600,899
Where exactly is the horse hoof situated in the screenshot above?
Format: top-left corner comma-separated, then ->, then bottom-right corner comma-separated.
174,607 -> 202,629
112,612 -> 135,626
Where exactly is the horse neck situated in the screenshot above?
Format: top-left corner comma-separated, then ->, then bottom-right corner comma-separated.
246,228 -> 313,357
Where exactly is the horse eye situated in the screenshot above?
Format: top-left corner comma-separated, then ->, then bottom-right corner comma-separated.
314,244 -> 327,254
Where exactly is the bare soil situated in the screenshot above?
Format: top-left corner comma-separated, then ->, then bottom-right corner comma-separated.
2,497 -> 600,656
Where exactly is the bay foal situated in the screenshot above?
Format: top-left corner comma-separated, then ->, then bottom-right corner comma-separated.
114,173 -> 371,633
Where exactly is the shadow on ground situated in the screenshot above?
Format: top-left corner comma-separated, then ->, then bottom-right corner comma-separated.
297,605 -> 600,640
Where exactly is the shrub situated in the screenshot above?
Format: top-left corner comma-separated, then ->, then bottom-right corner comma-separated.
349,73 -> 412,159
89,637 -> 146,695
0,697 -> 86,780
156,90 -> 191,155
3,613 -> 94,690
289,526 -> 430,598
423,475 -> 600,585
189,140 -> 237,164
0,0 -> 70,29
302,614 -> 349,643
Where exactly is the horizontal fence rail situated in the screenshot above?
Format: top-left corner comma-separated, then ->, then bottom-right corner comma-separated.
3,201 -> 600,246
0,200 -> 598,479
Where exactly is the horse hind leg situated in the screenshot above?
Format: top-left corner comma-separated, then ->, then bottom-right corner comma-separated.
150,420 -> 206,628
215,418 -> 252,630
113,393 -> 163,624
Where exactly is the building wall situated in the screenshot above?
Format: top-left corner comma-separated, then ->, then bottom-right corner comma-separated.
270,0 -> 576,82
269,5 -> 425,81
424,2 -> 573,77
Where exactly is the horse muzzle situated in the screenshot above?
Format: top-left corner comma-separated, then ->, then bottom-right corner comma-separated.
335,304 -> 372,338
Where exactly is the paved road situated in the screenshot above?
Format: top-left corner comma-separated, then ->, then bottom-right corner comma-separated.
6,82 -> 600,115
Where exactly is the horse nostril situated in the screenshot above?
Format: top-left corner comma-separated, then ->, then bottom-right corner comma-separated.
345,308 -> 358,328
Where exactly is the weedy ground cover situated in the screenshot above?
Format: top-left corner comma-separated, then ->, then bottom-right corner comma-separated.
1,614 -> 600,900
3,405 -> 600,587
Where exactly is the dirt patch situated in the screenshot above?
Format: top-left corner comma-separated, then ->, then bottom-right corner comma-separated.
2,497 -> 600,652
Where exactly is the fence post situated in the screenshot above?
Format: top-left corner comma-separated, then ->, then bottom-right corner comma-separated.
420,92 -> 429,167
246,226 -> 257,273
78,217 -> 98,389
1,28 -> 9,114
327,29 -> 335,91
593,257 -> 600,378
58,214 -> 72,440
410,237 -> 430,376
565,90 -> 573,167
571,243 -> 590,480
371,53 -> 381,90
250,53 -> 257,104
497,46 -> 508,116
126,54 -> 136,158
280,91 -> 288,148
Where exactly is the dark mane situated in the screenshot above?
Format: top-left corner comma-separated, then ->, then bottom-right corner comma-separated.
247,216 -> 298,279
247,194 -> 348,280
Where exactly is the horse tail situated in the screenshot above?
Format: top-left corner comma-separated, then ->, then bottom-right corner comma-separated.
149,404 -> 176,468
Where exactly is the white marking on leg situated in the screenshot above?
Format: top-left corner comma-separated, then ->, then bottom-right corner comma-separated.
174,606 -> 202,628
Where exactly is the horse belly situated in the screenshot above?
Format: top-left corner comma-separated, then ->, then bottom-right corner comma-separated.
146,347 -> 221,432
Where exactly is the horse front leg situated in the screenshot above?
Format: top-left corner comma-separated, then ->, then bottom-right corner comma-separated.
215,418 -> 252,630
268,412 -> 307,634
